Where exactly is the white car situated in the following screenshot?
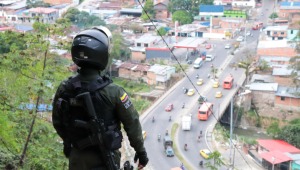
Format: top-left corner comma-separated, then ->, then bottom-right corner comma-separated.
205,54 -> 215,61
225,44 -> 231,49
236,36 -> 244,42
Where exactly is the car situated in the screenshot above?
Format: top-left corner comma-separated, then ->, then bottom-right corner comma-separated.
246,31 -> 251,36
205,44 -> 212,49
198,95 -> 207,104
200,149 -> 211,159
187,89 -> 195,96
165,104 -> 174,112
142,131 -> 147,139
236,36 -> 244,42
197,79 -> 204,85
212,81 -> 219,88
215,91 -> 223,98
225,44 -> 231,49
205,54 -> 215,61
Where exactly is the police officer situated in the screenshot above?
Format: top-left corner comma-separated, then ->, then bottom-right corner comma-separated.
52,26 -> 148,170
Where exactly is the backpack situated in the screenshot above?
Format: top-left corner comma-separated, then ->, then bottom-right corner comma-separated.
57,75 -> 122,150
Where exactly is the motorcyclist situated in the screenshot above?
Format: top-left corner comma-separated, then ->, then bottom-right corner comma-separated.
182,103 -> 185,109
197,136 -> 201,142
200,130 -> 203,136
152,116 -> 155,123
169,116 -> 172,122
158,134 -> 161,141
199,160 -> 203,166
165,130 -> 169,136
196,74 -> 199,79
184,144 -> 188,151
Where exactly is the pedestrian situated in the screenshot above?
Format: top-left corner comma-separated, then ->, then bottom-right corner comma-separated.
52,26 -> 148,170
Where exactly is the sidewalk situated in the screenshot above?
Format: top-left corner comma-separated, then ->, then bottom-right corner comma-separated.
206,124 -> 264,170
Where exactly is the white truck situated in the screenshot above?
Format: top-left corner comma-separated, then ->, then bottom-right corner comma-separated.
193,58 -> 203,69
182,115 -> 192,131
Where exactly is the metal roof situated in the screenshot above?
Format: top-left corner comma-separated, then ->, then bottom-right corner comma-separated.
174,37 -> 206,49
257,139 -> 300,153
257,40 -> 290,48
250,74 -> 274,83
199,5 -> 224,13
272,67 -> 293,76
135,34 -> 161,44
148,64 -> 175,75
285,153 -> 300,160
6,0 -> 26,10
120,8 -> 142,13
275,86 -> 300,98
248,83 -> 278,91
280,2 -> 300,9
264,25 -> 288,31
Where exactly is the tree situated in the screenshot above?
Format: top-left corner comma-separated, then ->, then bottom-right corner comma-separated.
0,21 -> 71,169
168,0 -> 204,17
277,119 -> 300,148
111,32 -> 130,61
269,12 -> 278,19
257,59 -> 271,72
267,121 -> 280,137
172,10 -> 193,25
157,27 -> 167,36
237,50 -> 256,84
26,0 -> 50,8
205,151 -> 225,170
141,0 -> 155,21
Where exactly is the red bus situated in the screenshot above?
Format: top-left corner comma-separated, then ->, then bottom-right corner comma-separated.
198,102 -> 213,120
223,75 -> 234,89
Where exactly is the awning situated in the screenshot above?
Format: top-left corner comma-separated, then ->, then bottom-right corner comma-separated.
260,151 -> 292,164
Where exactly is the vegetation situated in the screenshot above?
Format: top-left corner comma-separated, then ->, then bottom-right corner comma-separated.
62,8 -> 105,29
141,0 -> 155,21
266,121 -> 280,137
111,32 -> 131,61
26,0 -> 50,8
277,119 -> 300,148
172,10 -> 193,25
168,0 -> 211,17
205,151 -> 225,170
157,27 -> 168,36
269,12 -> 278,19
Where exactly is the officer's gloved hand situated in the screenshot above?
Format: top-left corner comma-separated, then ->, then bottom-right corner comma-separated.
63,144 -> 71,158
134,151 -> 149,169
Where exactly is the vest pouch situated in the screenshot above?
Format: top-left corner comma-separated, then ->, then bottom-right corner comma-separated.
104,125 -> 123,150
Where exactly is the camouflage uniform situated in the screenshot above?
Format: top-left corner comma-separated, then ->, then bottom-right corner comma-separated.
52,69 -> 146,170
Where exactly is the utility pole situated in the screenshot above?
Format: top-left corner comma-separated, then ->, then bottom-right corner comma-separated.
229,98 -> 234,168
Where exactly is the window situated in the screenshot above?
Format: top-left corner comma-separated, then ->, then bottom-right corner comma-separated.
281,96 -> 285,101
273,31 -> 277,34
291,30 -> 294,34
281,32 -> 284,35
144,43 -> 148,47
137,43 -> 141,47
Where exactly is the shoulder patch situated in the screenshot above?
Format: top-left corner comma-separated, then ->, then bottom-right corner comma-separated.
120,92 -> 132,109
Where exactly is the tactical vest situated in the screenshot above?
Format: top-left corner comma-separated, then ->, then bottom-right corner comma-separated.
56,75 -> 122,150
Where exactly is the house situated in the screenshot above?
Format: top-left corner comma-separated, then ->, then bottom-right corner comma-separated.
231,0 -> 256,8
257,41 -> 297,64
263,25 -> 288,40
0,0 -> 27,24
118,62 -> 150,82
98,1 -> 122,10
275,86 -> 300,109
120,8 -> 142,17
287,21 -> 300,42
198,5 -> 224,21
279,2 -> 300,19
223,10 -> 247,18
147,64 -> 175,86
256,139 -> 300,170
246,83 -> 278,106
170,24 -> 208,37
43,0 -> 75,5
129,34 -> 162,62
16,7 -> 59,24
250,74 -> 274,83
214,0 -> 233,6
153,0 -> 170,20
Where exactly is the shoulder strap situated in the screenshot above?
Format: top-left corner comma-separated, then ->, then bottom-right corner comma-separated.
66,75 -> 112,93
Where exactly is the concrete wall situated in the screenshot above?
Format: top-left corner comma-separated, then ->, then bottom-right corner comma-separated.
131,51 -> 146,62
251,91 -> 275,107
257,47 -> 297,57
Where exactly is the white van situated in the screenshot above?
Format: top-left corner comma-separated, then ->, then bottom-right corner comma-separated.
205,54 -> 215,61
193,58 -> 203,69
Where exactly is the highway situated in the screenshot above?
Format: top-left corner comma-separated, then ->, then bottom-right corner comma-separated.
141,0 -> 274,168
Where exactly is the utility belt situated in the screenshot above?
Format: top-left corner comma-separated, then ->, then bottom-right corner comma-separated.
73,124 -> 123,151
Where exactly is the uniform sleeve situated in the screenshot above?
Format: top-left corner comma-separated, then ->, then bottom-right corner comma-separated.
114,87 -> 146,153
52,82 -> 68,141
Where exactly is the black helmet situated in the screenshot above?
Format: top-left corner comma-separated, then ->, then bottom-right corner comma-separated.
71,26 -> 112,70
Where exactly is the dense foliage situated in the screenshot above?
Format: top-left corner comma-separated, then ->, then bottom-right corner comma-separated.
141,0 -> 155,21
62,8 -> 106,29
172,10 -> 193,25
277,119 -> 300,148
168,0 -> 212,17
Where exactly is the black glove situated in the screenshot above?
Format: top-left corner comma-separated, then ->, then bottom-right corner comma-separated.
134,151 -> 149,167
63,145 -> 71,158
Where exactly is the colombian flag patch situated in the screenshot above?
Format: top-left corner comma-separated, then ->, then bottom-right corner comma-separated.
120,92 -> 128,103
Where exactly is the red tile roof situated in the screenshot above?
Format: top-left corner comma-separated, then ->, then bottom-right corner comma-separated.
257,139 -> 300,153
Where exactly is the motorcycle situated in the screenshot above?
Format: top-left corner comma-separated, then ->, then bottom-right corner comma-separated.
152,116 -> 155,123
184,144 -> 188,151
199,161 -> 203,167
157,134 -> 161,142
182,103 -> 185,109
169,116 -> 172,122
